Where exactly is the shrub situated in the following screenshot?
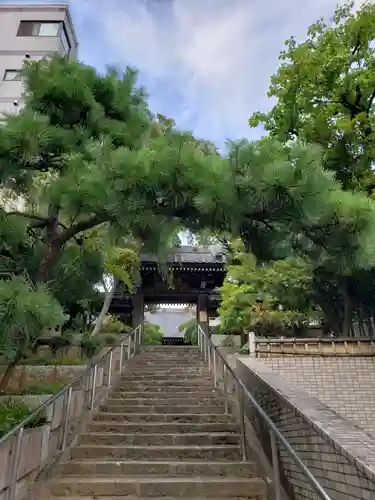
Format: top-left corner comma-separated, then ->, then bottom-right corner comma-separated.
178,318 -> 197,345
80,334 -> 103,358
103,334 -> 117,345
22,383 -> 64,395
0,399 -> 46,437
6,382 -> 64,395
0,277 -> 65,392
19,356 -> 84,366
239,342 -> 249,354
144,322 -> 164,345
210,324 -> 223,335
103,315 -> 125,334
32,335 -> 72,357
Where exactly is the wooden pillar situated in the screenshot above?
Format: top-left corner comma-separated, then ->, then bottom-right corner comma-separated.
132,294 -> 144,350
197,294 -> 209,337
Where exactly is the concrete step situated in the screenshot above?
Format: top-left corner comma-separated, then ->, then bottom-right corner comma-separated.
111,385 -> 218,394
105,397 -> 223,406
121,374 -> 212,381
78,432 -> 241,446
128,364 -> 204,369
135,356 -> 202,360
47,497 -> 262,500
140,347 -> 200,353
126,363 -> 206,368
70,444 -> 241,461
100,404 -> 225,414
119,380 -> 213,386
122,374 -> 209,381
87,421 -> 239,434
50,476 -> 266,497
47,497 -> 261,500
133,360 -> 204,363
132,356 -> 204,366
93,412 -> 234,423
110,390 -> 219,399
116,382 -> 214,390
139,349 -> 201,353
58,459 -> 255,477
125,371 -> 208,377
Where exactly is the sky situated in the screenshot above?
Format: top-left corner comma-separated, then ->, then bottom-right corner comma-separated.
0,0 -> 367,148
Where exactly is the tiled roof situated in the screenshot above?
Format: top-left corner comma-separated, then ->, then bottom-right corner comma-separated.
140,245 -> 226,264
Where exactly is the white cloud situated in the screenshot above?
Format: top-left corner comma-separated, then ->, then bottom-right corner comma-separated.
0,0 -> 369,143
70,0 -> 368,144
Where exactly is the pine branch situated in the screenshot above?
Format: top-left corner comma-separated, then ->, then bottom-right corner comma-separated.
57,214 -> 108,245
6,211 -> 49,223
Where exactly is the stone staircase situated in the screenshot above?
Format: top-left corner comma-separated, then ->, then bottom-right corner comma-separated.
47,346 -> 267,499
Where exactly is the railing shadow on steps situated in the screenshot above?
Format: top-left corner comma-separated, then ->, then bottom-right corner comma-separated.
0,325 -> 142,500
197,325 -> 332,500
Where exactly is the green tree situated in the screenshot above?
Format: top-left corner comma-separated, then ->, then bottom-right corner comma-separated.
48,241 -> 105,332
0,56 -> 223,286
178,318 -> 198,345
249,2 -> 375,192
3,54 -> 375,345
219,249 -> 319,341
221,139 -> 375,269
143,322 -> 164,345
0,278 -> 64,391
247,2 -> 375,335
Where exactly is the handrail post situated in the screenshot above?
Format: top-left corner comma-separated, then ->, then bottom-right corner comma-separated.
107,351 -> 113,387
135,326 -> 139,355
138,324 -> 142,353
238,382 -> 247,461
212,348 -> 217,387
270,430 -> 282,500
197,326 -> 200,348
119,340 -> 124,375
61,386 -> 73,451
127,333 -> 132,360
223,363 -> 229,414
8,426 -> 23,500
90,364 -> 98,411
248,331 -> 257,357
208,341 -> 211,372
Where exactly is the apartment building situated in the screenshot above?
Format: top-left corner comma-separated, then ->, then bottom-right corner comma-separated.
0,3 -> 78,117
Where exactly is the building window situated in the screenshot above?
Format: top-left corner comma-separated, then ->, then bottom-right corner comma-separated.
3,70 -> 21,81
17,21 -> 60,37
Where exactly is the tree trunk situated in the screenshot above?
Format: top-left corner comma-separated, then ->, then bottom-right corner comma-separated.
0,354 -> 22,392
366,316 -> 374,337
35,214 -> 106,284
35,238 -> 63,284
91,277 -> 119,337
316,297 -> 341,335
341,277 -> 353,337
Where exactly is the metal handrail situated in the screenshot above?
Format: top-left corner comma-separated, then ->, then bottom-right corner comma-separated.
0,325 -> 142,500
197,325 -> 332,500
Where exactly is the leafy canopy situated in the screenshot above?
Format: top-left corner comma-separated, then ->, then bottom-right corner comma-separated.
249,2 -> 375,192
0,278 -> 64,362
219,249 -> 319,336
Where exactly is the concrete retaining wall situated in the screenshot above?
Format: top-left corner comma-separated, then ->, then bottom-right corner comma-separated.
236,356 -> 375,500
0,365 -> 87,391
0,346 -> 122,500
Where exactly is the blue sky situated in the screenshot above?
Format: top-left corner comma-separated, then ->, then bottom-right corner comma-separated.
1,0 -> 366,148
